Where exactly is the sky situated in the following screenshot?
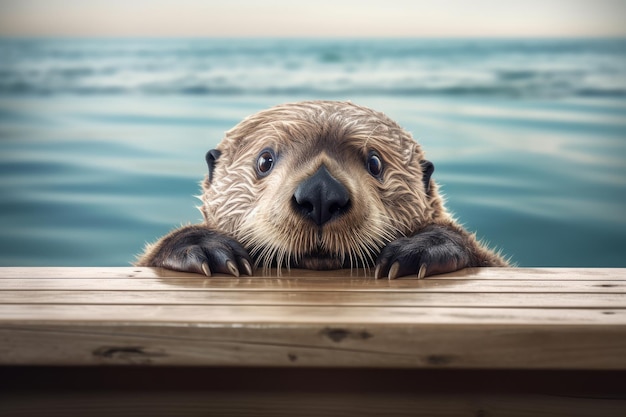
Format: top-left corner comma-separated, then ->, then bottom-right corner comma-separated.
0,0 -> 625,38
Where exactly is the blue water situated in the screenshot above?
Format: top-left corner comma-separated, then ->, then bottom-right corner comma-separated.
1,38 -> 625,267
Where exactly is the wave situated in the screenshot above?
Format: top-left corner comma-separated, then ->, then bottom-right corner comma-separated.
1,38 -> 625,98
3,83 -> 624,98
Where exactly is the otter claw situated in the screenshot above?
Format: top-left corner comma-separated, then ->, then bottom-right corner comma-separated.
240,258 -> 253,276
417,263 -> 427,279
374,264 -> 382,280
388,261 -> 401,280
225,260 -> 240,277
201,262 -> 211,277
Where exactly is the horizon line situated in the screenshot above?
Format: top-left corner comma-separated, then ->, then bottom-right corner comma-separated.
2,34 -> 626,40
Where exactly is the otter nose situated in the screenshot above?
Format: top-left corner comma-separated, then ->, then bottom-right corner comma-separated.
293,165 -> 351,226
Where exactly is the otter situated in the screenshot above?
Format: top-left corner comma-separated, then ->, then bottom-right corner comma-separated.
137,100 -> 507,279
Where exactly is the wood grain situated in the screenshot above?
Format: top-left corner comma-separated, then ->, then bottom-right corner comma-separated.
1,290 -> 624,308
0,267 -> 626,281
0,304 -> 624,324
2,321 -> 625,369
0,267 -> 624,370
1,278 -> 624,292
1,266 -> 625,280
1,267 -> 625,416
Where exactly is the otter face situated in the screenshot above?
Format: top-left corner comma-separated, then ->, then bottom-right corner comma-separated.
201,101 -> 437,271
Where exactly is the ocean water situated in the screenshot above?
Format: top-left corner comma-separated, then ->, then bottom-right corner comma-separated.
0,38 -> 625,267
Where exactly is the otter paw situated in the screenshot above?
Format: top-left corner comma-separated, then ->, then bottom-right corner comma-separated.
374,227 -> 471,279
145,226 -> 253,277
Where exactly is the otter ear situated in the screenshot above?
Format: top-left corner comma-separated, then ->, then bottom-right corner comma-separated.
420,160 -> 434,193
205,149 -> 221,183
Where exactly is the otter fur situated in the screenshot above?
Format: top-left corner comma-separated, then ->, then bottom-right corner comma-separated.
137,100 -> 507,278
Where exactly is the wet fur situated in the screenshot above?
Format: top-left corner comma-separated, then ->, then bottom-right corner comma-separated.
137,101 -> 507,278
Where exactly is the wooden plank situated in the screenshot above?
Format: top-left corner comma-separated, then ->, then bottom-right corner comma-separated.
1,322 -> 625,369
441,267 -> 626,281
0,277 -> 624,292
1,389 -> 625,417
1,266 -> 625,280
0,304 -> 624,324
1,267 -> 625,370
0,290 -> 624,308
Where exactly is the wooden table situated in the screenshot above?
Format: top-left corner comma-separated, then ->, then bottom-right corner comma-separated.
1,267 -> 625,416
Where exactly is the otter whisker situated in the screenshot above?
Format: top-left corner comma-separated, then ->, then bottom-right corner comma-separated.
275,247 -> 286,275
346,232 -> 372,271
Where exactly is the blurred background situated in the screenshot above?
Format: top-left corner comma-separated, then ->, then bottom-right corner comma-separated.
0,0 -> 625,267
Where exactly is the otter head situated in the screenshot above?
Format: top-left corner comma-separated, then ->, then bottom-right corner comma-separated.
201,101 -> 443,271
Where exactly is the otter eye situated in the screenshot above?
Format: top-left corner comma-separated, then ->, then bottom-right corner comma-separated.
256,149 -> 276,177
367,152 -> 383,178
